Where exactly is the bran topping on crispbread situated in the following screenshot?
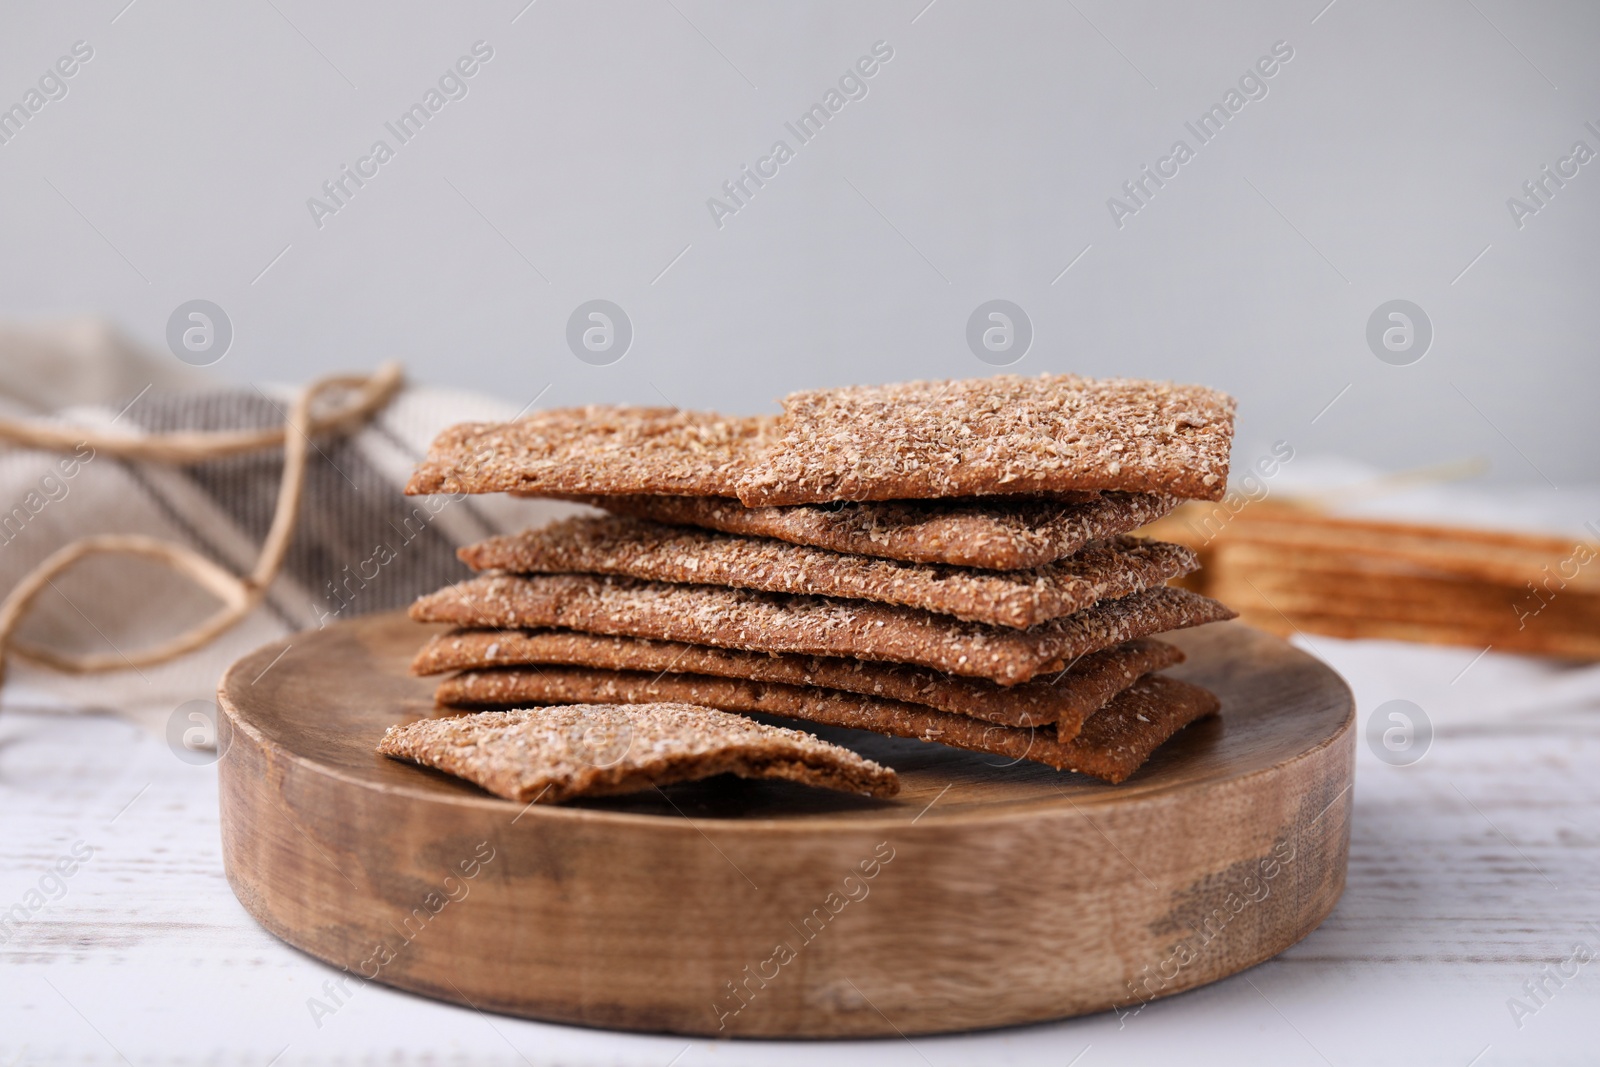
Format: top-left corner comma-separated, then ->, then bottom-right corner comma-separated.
460,516 -> 1198,629
413,628 -> 1184,729
377,702 -> 898,802
736,374 -> 1235,505
406,407 -> 773,497
433,672 -> 1217,783
578,490 -> 1181,570
410,573 -> 1235,686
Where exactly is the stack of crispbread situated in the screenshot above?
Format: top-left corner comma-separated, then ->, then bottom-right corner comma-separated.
404,375 -> 1240,785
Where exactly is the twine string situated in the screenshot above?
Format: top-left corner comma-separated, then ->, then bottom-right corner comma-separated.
0,362 -> 404,686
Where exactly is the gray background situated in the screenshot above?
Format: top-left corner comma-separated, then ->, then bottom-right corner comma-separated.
2,0 -> 1596,485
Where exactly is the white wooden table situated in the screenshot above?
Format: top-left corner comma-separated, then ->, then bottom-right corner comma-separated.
4,632 -> 1597,1066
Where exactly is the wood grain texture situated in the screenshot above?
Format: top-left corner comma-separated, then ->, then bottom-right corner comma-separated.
1143,502 -> 1600,660
214,612 -> 1354,1038
7,635 -> 1598,1064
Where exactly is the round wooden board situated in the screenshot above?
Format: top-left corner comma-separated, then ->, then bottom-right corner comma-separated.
217,612 -> 1354,1038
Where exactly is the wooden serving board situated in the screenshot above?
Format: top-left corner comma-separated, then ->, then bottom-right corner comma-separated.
216,612 -> 1354,1038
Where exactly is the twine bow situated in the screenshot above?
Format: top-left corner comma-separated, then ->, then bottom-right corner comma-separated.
0,363 -> 404,687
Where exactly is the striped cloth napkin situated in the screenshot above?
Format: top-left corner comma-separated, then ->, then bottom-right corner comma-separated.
0,320 -> 575,734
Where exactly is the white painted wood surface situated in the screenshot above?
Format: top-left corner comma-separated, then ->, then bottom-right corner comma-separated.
3,632 -> 1598,1066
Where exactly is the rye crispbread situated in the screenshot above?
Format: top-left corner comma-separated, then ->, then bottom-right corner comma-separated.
735,375 -> 1236,506
413,629 -> 1184,729
377,702 -> 898,802
405,407 -> 773,497
409,574 -> 1235,685
434,671 -> 1219,783
575,490 -> 1181,570
459,516 -> 1198,629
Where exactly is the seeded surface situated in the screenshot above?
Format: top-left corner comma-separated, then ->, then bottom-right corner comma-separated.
405,407 -> 773,497
735,375 -> 1236,506
577,490 -> 1181,570
414,629 -> 1184,728
434,673 -> 1219,783
459,516 -> 1199,629
410,573 -> 1235,686
377,702 -> 898,802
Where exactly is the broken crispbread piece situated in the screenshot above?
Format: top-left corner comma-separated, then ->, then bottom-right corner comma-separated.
405,407 -> 774,497
409,574 -> 1235,686
575,490 -> 1181,570
413,629 -> 1185,729
433,672 -> 1219,784
736,374 -> 1236,506
377,702 -> 899,802
459,516 -> 1199,629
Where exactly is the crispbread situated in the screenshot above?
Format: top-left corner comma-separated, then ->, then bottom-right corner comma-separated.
575,490 -> 1181,570
434,670 -> 1219,783
413,629 -> 1184,729
377,702 -> 898,802
409,573 -> 1234,685
459,516 -> 1198,629
736,374 -> 1236,505
405,407 -> 773,497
